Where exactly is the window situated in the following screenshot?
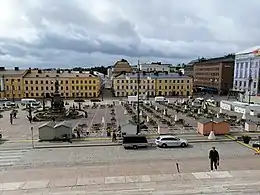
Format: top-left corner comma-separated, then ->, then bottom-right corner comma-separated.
51,87 -> 53,90
66,87 -> 68,90
46,81 -> 48,84
46,75 -> 49,77
35,81 -> 38,84
72,80 -> 74,84
76,80 -> 79,84
31,93 -> 34,96
36,87 -> 38,90
36,93 -> 39,97
41,87 -> 44,90
25,80 -> 28,84
46,86 -> 48,90
36,75 -> 39,77
26,87 -> 28,90
81,80 -> 83,84
31,87 -> 33,90
85,86 -> 87,90
72,86 -> 75,90
41,81 -> 43,84
66,80 -> 68,84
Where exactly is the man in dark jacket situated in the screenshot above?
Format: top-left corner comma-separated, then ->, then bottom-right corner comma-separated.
209,147 -> 219,171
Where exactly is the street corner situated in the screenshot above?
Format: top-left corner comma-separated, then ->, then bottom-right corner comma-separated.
225,134 -> 259,153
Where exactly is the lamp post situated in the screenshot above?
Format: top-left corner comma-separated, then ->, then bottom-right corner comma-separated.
136,61 -> 141,135
248,75 -> 253,104
31,126 -> 34,148
11,79 -> 15,102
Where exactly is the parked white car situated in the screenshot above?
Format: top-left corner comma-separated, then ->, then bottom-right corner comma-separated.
155,135 -> 188,148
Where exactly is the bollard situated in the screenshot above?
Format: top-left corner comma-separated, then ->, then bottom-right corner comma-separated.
176,163 -> 180,173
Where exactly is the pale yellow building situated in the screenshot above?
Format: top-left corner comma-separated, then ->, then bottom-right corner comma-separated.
23,69 -> 101,99
0,67 -> 27,100
113,72 -> 193,97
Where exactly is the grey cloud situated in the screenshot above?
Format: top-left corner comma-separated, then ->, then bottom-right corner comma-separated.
1,0 -> 260,68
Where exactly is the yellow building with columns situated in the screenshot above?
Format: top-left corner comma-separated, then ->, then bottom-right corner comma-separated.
0,67 -> 27,100
113,72 -> 193,97
23,69 -> 101,99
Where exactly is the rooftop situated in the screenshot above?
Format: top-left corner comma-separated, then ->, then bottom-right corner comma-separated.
194,56 -> 234,65
24,70 -> 98,78
0,69 -> 27,77
115,72 -> 191,79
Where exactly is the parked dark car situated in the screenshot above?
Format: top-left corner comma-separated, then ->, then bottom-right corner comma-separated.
122,135 -> 148,149
74,99 -> 85,103
252,141 -> 260,148
90,99 -> 101,102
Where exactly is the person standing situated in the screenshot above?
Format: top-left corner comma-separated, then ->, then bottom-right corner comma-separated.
209,146 -> 219,172
10,113 -> 13,124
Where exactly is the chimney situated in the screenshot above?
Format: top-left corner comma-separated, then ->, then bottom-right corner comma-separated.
57,69 -> 60,74
68,70 -> 71,73
38,69 -> 42,73
14,67 -> 19,71
28,68 -> 31,73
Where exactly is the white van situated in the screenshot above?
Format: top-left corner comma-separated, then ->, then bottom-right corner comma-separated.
155,96 -> 169,104
21,99 -> 38,106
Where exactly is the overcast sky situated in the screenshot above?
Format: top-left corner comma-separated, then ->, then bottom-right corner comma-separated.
0,0 -> 260,69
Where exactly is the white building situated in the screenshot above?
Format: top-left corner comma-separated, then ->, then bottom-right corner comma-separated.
233,46 -> 260,96
140,62 -> 171,72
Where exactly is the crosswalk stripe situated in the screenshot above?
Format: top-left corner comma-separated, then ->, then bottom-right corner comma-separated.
0,149 -> 29,167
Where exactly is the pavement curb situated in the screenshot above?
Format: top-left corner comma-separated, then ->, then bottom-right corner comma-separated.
225,134 -> 258,152
33,143 -> 121,149
31,139 -> 234,149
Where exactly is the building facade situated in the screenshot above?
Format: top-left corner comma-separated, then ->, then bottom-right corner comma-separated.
233,46 -> 260,96
193,56 -> 234,95
140,62 -> 171,72
23,70 -> 101,99
0,67 -> 27,100
113,72 -> 192,97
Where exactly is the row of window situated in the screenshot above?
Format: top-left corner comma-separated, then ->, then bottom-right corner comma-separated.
115,79 -> 190,84
24,79 -> 97,85
195,68 -> 220,71
195,73 -> 220,76
25,92 -> 97,98
115,91 -> 190,97
115,85 -> 190,90
24,85 -> 97,91
234,80 -> 257,88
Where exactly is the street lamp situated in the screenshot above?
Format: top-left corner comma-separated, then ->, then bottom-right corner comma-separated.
11,79 -> 15,102
136,61 -> 141,135
146,76 -> 151,100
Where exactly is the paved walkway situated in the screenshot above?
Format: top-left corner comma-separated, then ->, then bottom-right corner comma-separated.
1,170 -> 260,194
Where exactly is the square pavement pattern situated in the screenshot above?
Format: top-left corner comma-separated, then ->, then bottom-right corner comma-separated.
1,170 -> 260,194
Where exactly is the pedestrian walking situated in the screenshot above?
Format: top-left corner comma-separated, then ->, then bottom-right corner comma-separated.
10,113 -> 13,124
209,146 -> 219,172
27,115 -> 32,124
